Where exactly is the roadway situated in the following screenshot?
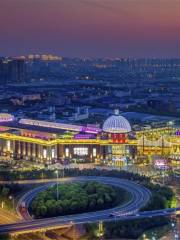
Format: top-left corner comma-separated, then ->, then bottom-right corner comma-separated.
0,209 -> 20,224
0,176 -> 179,235
0,176 -> 151,234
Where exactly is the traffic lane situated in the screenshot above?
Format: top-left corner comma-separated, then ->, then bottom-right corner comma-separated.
0,209 -> 176,234
0,177 -> 151,234
17,178 -> 150,220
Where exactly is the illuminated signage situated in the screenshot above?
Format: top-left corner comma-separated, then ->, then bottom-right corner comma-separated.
74,147 -> 88,156
74,134 -> 96,139
154,159 -> 169,169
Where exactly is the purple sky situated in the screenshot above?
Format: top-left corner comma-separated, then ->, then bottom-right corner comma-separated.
0,0 -> 180,58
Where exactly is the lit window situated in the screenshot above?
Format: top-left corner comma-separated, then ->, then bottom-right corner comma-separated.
43,148 -> 47,158
74,147 -> 88,156
52,148 -> 55,158
7,140 -> 10,151
65,148 -> 69,157
93,148 -> 96,157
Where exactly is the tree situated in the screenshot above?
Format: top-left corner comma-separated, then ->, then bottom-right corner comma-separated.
70,201 -> 78,212
104,193 -> 112,204
39,205 -> 47,217
89,199 -> 96,210
97,198 -> 104,207
1,187 -> 9,197
45,199 -> 57,216
56,200 -> 63,215
31,181 -> 120,218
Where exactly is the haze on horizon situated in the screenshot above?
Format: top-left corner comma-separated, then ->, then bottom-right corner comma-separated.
0,0 -> 180,58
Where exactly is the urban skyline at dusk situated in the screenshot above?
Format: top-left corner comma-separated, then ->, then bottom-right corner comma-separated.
0,0 -> 180,58
0,1 -> 179,240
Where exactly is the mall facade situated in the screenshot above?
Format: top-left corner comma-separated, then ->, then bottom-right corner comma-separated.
0,113 -> 179,166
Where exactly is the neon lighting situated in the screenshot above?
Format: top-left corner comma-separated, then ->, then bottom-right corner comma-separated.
74,134 -> 96,139
0,113 -> 14,122
0,127 -> 9,132
81,126 -> 101,133
21,131 -> 52,140
0,132 -> 114,146
154,159 -> 169,170
176,130 -> 180,136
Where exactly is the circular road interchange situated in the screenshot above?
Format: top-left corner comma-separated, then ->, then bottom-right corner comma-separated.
1,176 -> 152,234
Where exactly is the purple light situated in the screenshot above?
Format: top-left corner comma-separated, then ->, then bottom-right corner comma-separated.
0,114 -> 14,122
74,134 -> 96,139
81,126 -> 101,133
175,130 -> 180,136
154,159 -> 169,170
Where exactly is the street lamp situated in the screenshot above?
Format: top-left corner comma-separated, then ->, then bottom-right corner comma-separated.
55,170 -> 59,200
143,234 -> 148,240
9,195 -> 15,211
62,167 -> 65,178
1,201 -> 5,209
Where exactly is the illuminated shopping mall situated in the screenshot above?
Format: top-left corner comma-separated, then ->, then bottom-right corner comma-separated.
0,112 -> 179,167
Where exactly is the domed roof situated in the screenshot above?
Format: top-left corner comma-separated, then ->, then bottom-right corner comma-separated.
103,110 -> 131,133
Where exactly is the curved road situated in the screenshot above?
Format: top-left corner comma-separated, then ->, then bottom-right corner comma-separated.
0,176 -> 151,234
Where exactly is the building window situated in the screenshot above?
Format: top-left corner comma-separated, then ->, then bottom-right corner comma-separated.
65,148 -> 69,157
7,140 -> 10,151
52,148 -> 55,158
74,147 -> 88,156
93,148 -> 96,157
43,148 -> 47,158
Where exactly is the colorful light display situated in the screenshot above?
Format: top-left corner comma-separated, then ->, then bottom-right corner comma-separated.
154,159 -> 169,169
176,130 -> 180,136
0,113 -> 14,122
74,134 -> 96,139
111,133 -> 126,143
20,130 -> 53,140
103,114 -> 131,133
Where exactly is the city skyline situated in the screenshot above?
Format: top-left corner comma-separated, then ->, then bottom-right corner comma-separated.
0,2 -> 180,238
0,0 -> 180,58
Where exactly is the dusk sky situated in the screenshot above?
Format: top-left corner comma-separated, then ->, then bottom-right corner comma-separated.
0,0 -> 180,58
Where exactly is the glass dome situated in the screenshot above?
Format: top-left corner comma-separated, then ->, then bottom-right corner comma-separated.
103,111 -> 131,133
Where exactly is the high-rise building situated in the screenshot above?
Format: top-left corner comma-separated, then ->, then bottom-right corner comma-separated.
0,58 -> 26,84
0,58 -> 9,84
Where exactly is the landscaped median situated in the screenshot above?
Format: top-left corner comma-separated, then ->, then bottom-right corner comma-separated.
30,181 -> 130,218
0,168 -> 177,240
